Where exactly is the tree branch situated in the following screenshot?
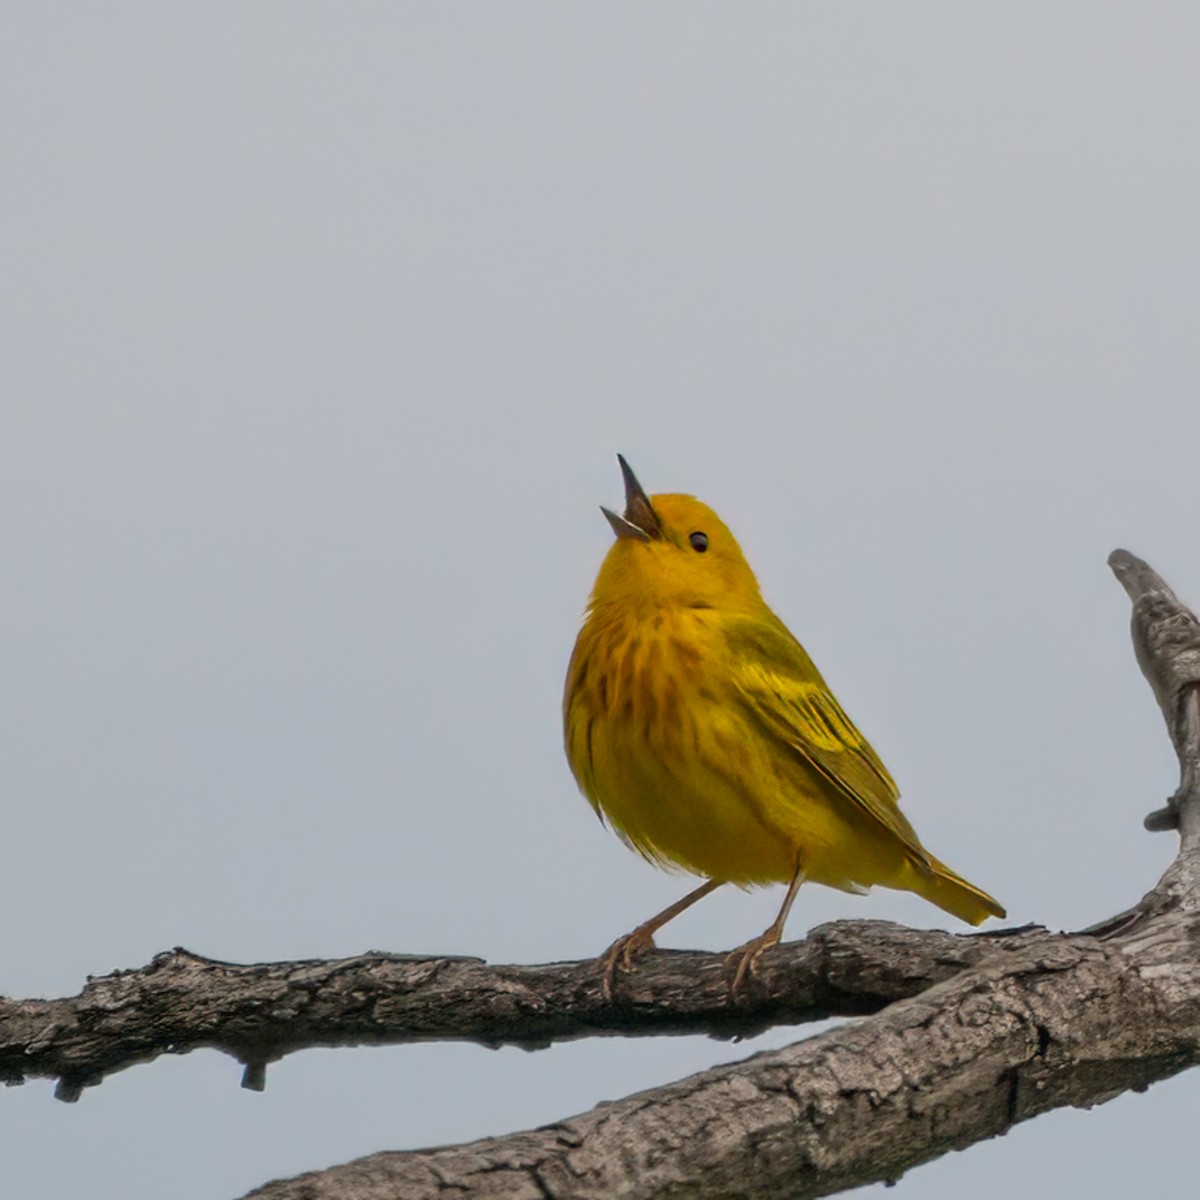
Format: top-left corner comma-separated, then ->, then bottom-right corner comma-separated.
244,923 -> 1200,1200
0,922 -> 1041,1100
9,548 -> 1200,1199
1109,549 -> 1200,838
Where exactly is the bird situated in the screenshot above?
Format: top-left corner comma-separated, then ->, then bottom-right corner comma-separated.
563,455 -> 1005,992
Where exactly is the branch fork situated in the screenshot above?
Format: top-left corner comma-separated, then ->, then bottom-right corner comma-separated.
5,549 -> 1200,1199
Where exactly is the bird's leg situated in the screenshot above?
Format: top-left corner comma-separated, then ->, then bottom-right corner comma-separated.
599,878 -> 723,997
728,860 -> 807,996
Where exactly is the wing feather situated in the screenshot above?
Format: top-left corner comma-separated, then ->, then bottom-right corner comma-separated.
725,613 -> 933,872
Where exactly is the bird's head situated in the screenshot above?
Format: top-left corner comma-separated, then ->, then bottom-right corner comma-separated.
590,455 -> 762,614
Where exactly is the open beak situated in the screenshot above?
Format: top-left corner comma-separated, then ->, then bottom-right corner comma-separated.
600,454 -> 661,541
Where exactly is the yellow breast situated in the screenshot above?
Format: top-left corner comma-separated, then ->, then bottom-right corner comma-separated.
563,603 -> 888,887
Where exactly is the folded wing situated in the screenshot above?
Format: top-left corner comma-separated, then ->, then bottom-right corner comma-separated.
724,612 -> 934,875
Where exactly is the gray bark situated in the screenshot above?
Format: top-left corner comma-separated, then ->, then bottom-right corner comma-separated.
0,924 -> 1041,1099
6,549 -> 1199,1199
246,922 -> 1200,1200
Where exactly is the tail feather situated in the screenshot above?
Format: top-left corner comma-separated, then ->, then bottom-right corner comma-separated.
912,857 -> 1006,926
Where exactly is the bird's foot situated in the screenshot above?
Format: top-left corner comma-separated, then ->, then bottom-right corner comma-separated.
597,927 -> 657,998
726,928 -> 782,998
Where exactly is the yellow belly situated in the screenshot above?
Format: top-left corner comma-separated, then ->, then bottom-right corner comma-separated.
563,607 -> 908,891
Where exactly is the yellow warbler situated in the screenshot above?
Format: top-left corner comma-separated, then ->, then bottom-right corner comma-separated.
563,456 -> 1004,989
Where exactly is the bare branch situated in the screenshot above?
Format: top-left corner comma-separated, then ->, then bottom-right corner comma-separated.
0,923 -> 1040,1100
1109,549 -> 1200,837
235,549 -> 1200,1197
12,548 -> 1200,1199
243,918 -> 1200,1200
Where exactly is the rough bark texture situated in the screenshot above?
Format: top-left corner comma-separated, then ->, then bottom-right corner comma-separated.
0,923 -> 1039,1099
245,920 -> 1200,1200
6,548 -> 1200,1199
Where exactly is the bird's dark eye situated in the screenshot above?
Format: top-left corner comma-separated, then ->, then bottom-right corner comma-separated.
689,531 -> 708,553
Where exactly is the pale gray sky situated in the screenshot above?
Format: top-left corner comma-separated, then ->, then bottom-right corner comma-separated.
4,5 -> 1200,1197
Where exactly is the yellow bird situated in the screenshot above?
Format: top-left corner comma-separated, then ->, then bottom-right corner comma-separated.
563,456 -> 1004,990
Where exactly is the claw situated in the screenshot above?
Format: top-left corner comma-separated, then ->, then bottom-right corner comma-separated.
598,928 -> 657,998
727,861 -> 805,998
727,929 -> 782,998
594,878 -> 725,999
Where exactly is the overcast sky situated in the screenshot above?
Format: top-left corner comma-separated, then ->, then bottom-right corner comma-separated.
4,6 -> 1200,1197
